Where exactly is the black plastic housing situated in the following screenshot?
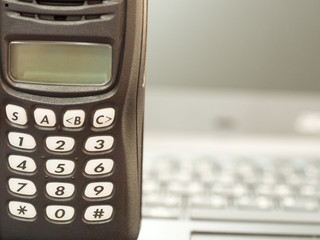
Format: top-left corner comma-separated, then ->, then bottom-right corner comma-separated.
0,0 -> 147,239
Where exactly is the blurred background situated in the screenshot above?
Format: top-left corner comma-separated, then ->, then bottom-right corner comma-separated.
144,0 -> 320,138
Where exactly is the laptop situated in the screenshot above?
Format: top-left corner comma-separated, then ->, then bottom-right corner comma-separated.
139,0 -> 320,239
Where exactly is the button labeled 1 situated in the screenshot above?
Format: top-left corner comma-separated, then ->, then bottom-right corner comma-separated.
8,132 -> 36,150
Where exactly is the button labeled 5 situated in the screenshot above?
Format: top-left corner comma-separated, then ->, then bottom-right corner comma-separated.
46,159 -> 75,176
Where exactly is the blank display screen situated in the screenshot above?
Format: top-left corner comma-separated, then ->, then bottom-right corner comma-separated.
9,42 -> 112,86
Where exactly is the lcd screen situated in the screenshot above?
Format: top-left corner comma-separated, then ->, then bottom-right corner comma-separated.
9,42 -> 112,86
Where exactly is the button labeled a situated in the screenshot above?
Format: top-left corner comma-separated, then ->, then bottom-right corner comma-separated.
34,108 -> 56,127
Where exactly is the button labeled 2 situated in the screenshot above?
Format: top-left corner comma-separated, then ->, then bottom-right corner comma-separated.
46,136 -> 75,152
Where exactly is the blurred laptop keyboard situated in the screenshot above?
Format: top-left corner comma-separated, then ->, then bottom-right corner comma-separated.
142,153 -> 320,223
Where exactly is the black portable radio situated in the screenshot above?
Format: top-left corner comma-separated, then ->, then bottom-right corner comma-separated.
0,0 -> 147,239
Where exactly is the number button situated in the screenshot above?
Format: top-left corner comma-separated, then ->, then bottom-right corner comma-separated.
84,136 -> 114,152
8,178 -> 37,197
46,205 -> 75,222
46,159 -> 75,176
34,108 -> 56,127
8,132 -> 36,150
63,109 -> 85,128
93,108 -> 115,128
6,104 -> 28,126
84,182 -> 113,199
46,136 -> 75,152
84,205 -> 113,223
46,182 -> 75,199
8,155 -> 37,174
8,201 -> 37,220
84,159 -> 114,176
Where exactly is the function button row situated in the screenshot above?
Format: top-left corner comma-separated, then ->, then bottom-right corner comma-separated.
7,132 -> 114,153
6,104 -> 115,129
8,178 -> 113,200
8,156 -> 114,177
8,201 -> 113,223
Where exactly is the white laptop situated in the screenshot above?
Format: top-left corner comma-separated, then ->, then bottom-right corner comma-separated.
139,1 -> 320,239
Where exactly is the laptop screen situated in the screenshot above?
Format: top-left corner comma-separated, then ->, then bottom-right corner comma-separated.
145,0 -> 320,136
146,0 -> 320,94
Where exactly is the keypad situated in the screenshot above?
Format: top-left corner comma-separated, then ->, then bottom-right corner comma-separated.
5,104 -> 116,224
